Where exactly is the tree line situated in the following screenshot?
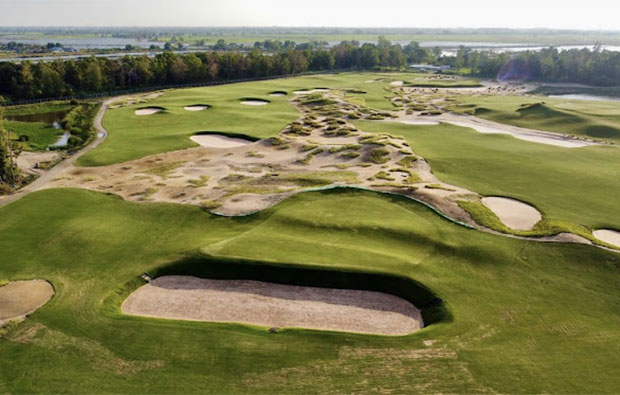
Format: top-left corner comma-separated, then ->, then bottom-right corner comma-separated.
2,39 -> 620,101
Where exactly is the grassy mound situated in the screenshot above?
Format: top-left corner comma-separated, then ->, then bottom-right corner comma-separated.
0,188 -> 618,392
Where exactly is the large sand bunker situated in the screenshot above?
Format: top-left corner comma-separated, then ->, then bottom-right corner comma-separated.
122,276 -> 423,335
390,80 -> 404,86
135,107 -> 164,116
184,105 -> 210,111
293,88 -> 329,95
240,99 -> 270,106
0,280 -> 54,324
593,229 -> 620,248
190,134 -> 253,148
482,197 -> 542,230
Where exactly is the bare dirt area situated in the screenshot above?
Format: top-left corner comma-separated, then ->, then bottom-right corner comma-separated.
122,275 -> 423,335
593,229 -> 620,248
0,280 -> 54,325
482,196 -> 542,230
15,151 -> 61,176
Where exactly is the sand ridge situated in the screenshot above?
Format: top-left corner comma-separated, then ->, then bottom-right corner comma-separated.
122,275 -> 424,335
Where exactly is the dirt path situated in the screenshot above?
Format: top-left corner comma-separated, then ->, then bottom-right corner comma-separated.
0,97 -> 112,208
122,276 -> 423,336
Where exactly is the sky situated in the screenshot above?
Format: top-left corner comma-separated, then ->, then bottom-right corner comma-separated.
1,0 -> 619,30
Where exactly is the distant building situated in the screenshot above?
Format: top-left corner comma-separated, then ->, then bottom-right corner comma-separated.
409,64 -> 451,72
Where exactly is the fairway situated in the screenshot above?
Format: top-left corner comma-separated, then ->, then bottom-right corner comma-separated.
1,71 -> 620,393
77,72 -> 445,166
357,120 -> 620,230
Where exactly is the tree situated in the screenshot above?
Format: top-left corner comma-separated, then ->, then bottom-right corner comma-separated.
0,107 -> 20,188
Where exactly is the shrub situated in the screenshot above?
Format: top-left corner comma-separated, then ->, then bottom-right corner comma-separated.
369,148 -> 390,164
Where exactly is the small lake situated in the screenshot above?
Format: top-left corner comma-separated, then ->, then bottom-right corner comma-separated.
50,131 -> 70,148
549,94 -> 620,102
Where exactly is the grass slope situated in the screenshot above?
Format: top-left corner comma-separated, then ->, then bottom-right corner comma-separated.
356,120 -> 620,230
0,188 -> 618,393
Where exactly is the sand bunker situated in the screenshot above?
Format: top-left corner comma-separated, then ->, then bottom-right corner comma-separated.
135,107 -> 163,116
293,88 -> 329,95
190,134 -> 253,148
122,276 -> 423,335
401,120 -> 440,126
240,99 -> 269,106
269,91 -> 287,97
184,105 -> 210,111
0,280 -> 54,324
482,197 -> 542,230
593,229 -> 620,248
390,80 -> 404,86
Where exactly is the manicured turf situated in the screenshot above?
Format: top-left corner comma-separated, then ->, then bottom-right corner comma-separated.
78,72 -> 467,166
356,120 -> 620,231
0,188 -> 618,393
449,94 -> 620,143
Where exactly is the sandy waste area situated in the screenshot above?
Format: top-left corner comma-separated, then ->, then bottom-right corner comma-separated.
44,89 -> 477,218
0,280 -> 54,325
482,197 -> 542,230
122,276 -> 423,335
391,84 -> 602,148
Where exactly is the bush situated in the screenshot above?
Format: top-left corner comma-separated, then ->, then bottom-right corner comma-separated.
369,148 -> 390,164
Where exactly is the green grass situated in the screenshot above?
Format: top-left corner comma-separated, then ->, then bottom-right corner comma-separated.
448,94 -> 620,143
77,72 -> 475,166
4,120 -> 64,150
355,120 -> 620,231
0,188 -> 618,393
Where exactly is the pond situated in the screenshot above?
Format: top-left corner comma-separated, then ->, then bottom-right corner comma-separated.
4,109 -> 72,124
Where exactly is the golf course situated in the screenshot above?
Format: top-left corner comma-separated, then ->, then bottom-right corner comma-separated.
1,71 -> 619,393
